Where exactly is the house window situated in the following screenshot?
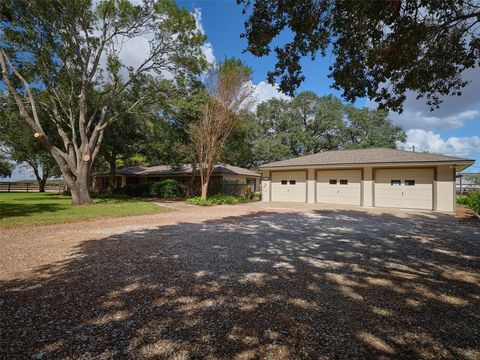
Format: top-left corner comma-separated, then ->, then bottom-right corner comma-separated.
340,179 -> 348,185
289,180 -> 296,185
281,180 -> 288,185
391,180 -> 401,186
405,180 -> 415,186
329,179 -> 337,185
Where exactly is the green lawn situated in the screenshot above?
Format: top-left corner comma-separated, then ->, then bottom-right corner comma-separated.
0,192 -> 169,228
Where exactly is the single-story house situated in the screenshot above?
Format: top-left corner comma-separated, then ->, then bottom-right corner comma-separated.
93,164 -> 261,194
259,148 -> 474,212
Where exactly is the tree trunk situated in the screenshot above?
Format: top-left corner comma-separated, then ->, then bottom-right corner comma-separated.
108,151 -> 117,193
38,178 -> 47,192
29,162 -> 46,193
187,165 -> 197,197
63,162 -> 93,206
69,178 -> 93,206
201,181 -> 209,200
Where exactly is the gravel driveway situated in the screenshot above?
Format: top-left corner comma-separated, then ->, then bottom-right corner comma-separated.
1,203 -> 479,359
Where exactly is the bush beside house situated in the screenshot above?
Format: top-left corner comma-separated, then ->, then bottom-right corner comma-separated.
150,179 -> 184,198
457,192 -> 480,215
186,194 -> 249,206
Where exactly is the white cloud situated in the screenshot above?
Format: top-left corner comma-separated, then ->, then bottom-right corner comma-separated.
248,81 -> 290,110
401,129 -> 480,157
390,109 -> 479,131
368,68 -> 480,131
94,5 -> 214,80
193,8 -> 216,64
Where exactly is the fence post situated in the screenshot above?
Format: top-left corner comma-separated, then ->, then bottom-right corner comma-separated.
26,183 -> 29,192
8,183 -> 11,192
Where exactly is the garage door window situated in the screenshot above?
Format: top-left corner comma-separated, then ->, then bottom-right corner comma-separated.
340,179 -> 348,185
405,180 -> 415,186
289,180 -> 296,185
329,179 -> 337,185
281,180 -> 288,185
391,180 -> 401,186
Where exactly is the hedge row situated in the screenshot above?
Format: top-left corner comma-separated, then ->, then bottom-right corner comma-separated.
186,194 -> 249,206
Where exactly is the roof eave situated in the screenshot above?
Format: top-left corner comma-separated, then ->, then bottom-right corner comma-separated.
98,171 -> 261,177
259,159 -> 475,171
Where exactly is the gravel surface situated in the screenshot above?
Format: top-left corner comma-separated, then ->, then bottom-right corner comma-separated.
1,202 -> 479,359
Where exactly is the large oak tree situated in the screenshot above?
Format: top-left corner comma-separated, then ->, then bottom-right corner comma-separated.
238,0 -> 480,112
0,0 -> 206,205
250,92 -> 406,165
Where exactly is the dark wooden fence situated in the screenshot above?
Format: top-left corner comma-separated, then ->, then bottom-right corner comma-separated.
0,182 -> 64,193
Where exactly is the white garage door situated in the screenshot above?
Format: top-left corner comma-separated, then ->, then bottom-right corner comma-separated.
316,170 -> 361,205
271,171 -> 307,202
375,168 -> 433,210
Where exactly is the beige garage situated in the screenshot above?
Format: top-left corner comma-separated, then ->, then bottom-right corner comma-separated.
316,169 -> 361,205
260,148 -> 474,212
374,168 -> 434,210
271,171 -> 307,202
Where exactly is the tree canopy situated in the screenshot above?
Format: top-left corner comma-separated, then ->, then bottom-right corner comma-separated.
0,96 -> 60,191
0,154 -> 14,178
238,0 -> 480,112
0,0 -> 206,204
189,58 -> 254,199
245,92 -> 406,165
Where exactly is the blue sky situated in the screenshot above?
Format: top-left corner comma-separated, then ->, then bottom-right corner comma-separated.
2,0 -> 479,180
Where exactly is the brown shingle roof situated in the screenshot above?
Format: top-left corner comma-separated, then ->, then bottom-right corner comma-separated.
117,164 -> 260,177
259,148 -> 474,168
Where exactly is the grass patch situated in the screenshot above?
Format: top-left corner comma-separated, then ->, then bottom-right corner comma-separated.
0,192 -> 169,228
186,194 -> 248,206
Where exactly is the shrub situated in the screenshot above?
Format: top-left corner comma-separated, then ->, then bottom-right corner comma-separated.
150,179 -> 183,198
186,194 -> 248,206
251,191 -> 261,201
113,183 -> 152,198
185,196 -> 212,206
457,192 -> 480,214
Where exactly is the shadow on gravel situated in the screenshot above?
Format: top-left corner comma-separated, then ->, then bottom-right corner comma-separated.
1,210 -> 479,359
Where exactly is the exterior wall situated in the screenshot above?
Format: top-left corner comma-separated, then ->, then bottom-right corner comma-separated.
435,165 -> 455,212
362,167 -> 373,207
261,170 -> 271,202
93,175 -> 121,192
307,168 -> 315,203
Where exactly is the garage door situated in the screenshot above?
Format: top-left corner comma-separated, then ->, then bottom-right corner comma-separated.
316,170 -> 361,205
375,168 -> 433,210
271,171 -> 307,202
